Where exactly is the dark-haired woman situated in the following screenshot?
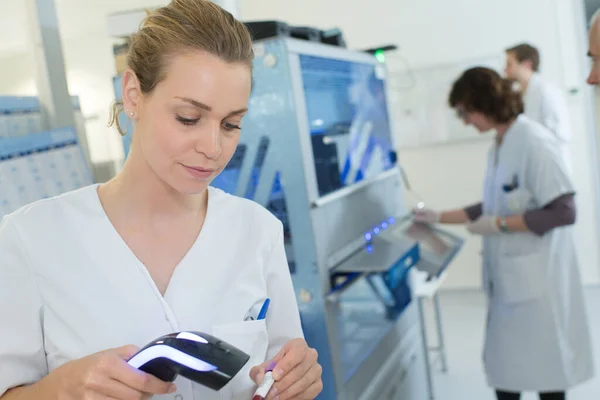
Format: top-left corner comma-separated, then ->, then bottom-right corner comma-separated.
414,67 -> 594,400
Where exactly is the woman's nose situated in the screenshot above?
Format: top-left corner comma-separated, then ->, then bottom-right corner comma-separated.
195,120 -> 221,159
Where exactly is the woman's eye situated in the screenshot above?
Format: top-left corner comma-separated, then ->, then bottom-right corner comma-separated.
223,122 -> 242,131
176,115 -> 199,126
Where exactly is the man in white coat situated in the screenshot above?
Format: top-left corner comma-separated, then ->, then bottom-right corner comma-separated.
505,44 -> 572,172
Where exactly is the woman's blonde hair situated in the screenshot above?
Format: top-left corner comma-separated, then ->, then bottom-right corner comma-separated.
108,0 -> 254,136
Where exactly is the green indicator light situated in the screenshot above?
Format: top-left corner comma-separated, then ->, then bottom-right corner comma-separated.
375,50 -> 386,63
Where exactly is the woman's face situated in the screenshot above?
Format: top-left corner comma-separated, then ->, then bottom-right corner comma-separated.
455,105 -> 495,133
124,51 -> 252,195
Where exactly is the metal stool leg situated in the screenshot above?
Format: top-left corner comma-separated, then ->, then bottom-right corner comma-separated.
433,293 -> 448,373
417,297 -> 435,400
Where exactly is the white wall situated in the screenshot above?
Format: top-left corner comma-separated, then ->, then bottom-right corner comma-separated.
241,0 -> 600,289
0,52 -> 35,95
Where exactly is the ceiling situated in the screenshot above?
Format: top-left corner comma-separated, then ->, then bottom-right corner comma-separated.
2,0 -> 599,57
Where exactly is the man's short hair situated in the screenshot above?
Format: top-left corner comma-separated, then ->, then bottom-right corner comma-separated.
506,43 -> 540,72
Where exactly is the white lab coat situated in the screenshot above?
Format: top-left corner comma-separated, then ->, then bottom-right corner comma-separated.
523,73 -> 572,173
0,185 -> 303,400
480,115 -> 594,392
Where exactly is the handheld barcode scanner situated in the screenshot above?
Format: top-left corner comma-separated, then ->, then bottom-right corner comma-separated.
127,331 -> 250,391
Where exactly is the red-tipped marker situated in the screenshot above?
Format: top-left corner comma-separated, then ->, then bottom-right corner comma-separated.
253,362 -> 277,400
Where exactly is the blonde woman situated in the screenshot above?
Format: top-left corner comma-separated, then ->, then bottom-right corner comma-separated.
0,1 -> 322,399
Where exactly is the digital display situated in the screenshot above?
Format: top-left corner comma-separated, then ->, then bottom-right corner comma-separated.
299,55 -> 396,197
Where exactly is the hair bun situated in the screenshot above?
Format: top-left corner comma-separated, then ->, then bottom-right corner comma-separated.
449,67 -> 524,123
107,0 -> 254,136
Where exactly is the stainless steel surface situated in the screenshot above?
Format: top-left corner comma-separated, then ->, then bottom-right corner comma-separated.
326,234 -> 367,271
342,304 -> 423,399
332,237 -> 416,274
380,216 -> 464,278
311,173 -> 403,277
311,169 -> 399,208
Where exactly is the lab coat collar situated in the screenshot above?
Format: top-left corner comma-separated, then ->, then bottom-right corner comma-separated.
495,115 -> 523,147
524,72 -> 541,95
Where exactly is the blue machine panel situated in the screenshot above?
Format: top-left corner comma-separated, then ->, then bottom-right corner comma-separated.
299,56 -> 396,197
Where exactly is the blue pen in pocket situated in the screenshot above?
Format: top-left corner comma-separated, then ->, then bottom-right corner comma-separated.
257,298 -> 270,320
244,298 -> 271,321
502,174 -> 519,193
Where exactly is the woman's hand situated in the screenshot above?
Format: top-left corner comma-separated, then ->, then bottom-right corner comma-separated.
38,345 -> 177,399
250,339 -> 323,400
466,216 -> 501,235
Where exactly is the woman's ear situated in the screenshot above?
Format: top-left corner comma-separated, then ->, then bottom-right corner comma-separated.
122,69 -> 141,119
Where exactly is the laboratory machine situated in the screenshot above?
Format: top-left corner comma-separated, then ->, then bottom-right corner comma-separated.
108,18 -> 464,397
220,37 -> 464,399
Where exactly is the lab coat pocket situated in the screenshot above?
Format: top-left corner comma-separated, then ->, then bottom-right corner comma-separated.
212,320 -> 269,400
501,231 -> 543,257
503,188 -> 533,214
495,253 -> 543,304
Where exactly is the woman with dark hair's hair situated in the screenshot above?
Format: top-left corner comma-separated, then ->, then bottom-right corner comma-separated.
449,66 -> 524,125
415,67 -> 594,400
